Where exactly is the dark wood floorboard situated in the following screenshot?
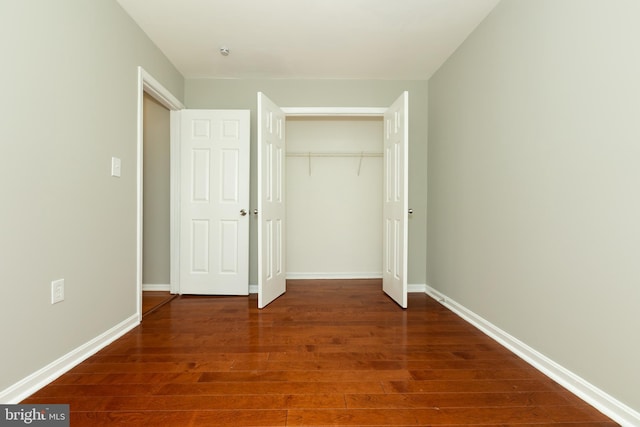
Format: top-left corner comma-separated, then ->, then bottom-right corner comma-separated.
23,280 -> 618,426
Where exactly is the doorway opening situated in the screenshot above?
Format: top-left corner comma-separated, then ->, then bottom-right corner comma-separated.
141,93 -> 174,316
136,67 -> 184,321
285,116 -> 384,279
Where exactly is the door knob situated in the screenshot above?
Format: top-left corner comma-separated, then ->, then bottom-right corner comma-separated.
253,209 -> 258,215
240,209 -> 247,216
408,209 -> 414,215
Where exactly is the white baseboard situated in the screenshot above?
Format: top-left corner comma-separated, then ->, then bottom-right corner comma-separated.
424,284 -> 640,427
286,272 -> 383,280
0,314 -> 139,404
142,283 -> 171,291
408,283 -> 427,293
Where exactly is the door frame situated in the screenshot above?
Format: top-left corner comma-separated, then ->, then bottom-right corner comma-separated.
136,67 -> 184,321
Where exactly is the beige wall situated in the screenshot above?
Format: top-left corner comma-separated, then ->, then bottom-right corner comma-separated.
428,0 -> 640,412
185,79 -> 428,287
0,0 -> 183,394
143,94 -> 170,285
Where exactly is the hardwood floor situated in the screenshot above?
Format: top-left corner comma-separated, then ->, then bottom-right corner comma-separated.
23,280 -> 617,426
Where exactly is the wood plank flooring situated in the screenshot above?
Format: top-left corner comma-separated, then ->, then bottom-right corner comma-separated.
22,280 -> 617,426
142,291 -> 176,317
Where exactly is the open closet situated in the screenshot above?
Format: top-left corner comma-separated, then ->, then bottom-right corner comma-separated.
257,92 -> 409,309
285,116 -> 384,279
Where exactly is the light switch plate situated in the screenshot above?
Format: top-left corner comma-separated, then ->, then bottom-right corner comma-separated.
111,157 -> 121,177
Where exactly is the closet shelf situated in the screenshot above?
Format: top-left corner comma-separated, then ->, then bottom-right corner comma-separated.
286,151 -> 383,158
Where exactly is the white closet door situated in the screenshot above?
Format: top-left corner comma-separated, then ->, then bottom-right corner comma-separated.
179,109 -> 250,295
257,93 -> 287,308
382,92 -> 409,308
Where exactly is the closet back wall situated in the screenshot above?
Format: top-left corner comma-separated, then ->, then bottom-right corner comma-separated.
286,117 -> 383,279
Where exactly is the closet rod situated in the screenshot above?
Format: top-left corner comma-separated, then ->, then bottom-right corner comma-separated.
286,151 -> 383,158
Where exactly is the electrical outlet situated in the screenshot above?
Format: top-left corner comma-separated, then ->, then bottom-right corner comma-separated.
51,279 -> 64,304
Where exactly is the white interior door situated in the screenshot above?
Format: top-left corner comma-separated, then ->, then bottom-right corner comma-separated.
179,109 -> 250,295
383,92 -> 409,308
257,93 -> 287,308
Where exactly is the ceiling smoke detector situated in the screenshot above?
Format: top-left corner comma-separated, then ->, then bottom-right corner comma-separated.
219,47 -> 230,56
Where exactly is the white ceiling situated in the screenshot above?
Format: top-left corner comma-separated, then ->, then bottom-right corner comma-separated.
116,0 -> 500,80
